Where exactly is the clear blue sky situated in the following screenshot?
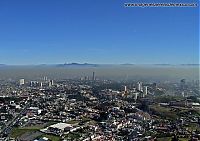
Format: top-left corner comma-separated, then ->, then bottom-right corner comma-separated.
0,0 -> 199,65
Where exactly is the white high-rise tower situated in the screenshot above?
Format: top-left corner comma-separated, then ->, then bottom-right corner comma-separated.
136,82 -> 142,91
19,79 -> 25,85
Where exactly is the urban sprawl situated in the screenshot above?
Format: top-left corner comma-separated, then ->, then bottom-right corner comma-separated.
0,72 -> 199,141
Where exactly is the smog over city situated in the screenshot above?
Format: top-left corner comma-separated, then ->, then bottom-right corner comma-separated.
0,64 -> 199,81
0,0 -> 199,141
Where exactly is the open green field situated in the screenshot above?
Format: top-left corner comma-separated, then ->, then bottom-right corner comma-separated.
150,105 -> 178,119
11,126 -> 61,141
157,137 -> 171,141
10,127 -> 40,138
149,104 -> 200,120
179,138 -> 190,141
65,132 -> 81,140
10,122 -> 54,138
66,120 -> 79,124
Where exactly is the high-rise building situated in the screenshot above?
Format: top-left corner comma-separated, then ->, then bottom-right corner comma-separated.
40,82 -> 43,88
47,80 -> 54,87
30,81 -> 34,87
30,81 -> 35,87
48,81 -> 52,87
130,91 -> 139,100
180,79 -> 186,90
50,80 -> 54,86
84,76 -> 89,81
136,82 -> 142,91
124,86 -> 127,92
19,79 -> 25,85
43,76 -> 48,81
92,72 -> 95,81
143,86 -> 148,96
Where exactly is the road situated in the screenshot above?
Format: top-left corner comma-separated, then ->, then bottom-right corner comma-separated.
0,101 -> 30,137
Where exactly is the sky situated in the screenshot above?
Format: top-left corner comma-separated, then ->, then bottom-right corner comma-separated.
0,0 -> 199,65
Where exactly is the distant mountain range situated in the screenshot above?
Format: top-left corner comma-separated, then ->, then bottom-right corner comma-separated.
56,63 -> 199,67
0,64 -> 6,66
56,63 -> 99,67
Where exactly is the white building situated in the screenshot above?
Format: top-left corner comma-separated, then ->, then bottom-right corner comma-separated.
50,80 -> 54,85
124,86 -> 127,92
41,123 -> 73,136
136,82 -> 142,91
19,79 -> 25,85
143,86 -> 148,96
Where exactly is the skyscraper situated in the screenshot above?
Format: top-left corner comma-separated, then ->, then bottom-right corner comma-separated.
124,86 -> 127,92
48,81 -> 52,87
92,72 -> 95,81
143,86 -> 148,96
19,79 -> 25,85
136,82 -> 142,92
43,76 -> 48,81
40,82 -> 43,88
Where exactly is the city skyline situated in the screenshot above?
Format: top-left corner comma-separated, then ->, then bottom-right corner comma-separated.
0,0 -> 199,65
